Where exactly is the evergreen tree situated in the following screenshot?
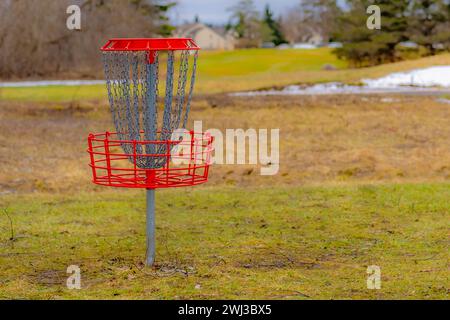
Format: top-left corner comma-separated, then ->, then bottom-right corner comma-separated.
407,0 -> 450,54
333,0 -> 409,66
228,0 -> 263,47
234,12 -> 247,38
152,1 -> 177,36
129,0 -> 176,35
262,4 -> 287,45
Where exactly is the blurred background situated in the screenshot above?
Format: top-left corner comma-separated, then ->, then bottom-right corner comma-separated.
1,0 -> 449,78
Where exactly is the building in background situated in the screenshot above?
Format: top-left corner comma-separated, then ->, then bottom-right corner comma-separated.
174,23 -> 236,50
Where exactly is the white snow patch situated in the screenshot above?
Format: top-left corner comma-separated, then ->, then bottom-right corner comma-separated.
436,98 -> 450,105
232,66 -> 450,96
363,66 -> 450,88
230,82 -> 448,96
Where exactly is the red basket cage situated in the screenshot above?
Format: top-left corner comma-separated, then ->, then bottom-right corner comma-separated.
87,131 -> 213,189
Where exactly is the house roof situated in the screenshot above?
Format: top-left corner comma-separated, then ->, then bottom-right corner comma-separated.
176,23 -> 204,38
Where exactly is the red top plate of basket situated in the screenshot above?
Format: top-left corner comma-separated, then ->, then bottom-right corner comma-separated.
101,38 -> 200,51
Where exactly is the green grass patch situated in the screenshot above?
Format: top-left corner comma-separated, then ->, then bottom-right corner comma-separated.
199,48 -> 345,76
0,183 -> 448,299
0,85 -> 106,103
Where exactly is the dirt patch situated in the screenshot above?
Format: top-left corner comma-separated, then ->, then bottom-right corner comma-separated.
31,269 -> 67,287
236,249 -> 321,270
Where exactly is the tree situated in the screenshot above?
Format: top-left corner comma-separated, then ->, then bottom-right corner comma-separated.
153,1 -> 177,36
281,0 -> 341,44
407,0 -> 450,54
228,0 -> 263,48
262,4 -> 286,45
333,0 -> 409,66
0,0 -> 176,78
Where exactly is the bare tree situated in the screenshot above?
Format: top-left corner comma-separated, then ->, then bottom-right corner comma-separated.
281,0 -> 340,44
0,0 -> 171,78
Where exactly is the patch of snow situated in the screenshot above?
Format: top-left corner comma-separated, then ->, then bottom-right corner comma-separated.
0,80 -> 105,88
363,66 -> 450,88
277,44 -> 291,50
232,66 -> 450,96
436,98 -> 450,104
398,41 -> 419,48
292,43 -> 317,49
327,42 -> 343,48
231,82 -> 449,96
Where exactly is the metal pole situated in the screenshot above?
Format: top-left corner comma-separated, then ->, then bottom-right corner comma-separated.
145,188 -> 155,266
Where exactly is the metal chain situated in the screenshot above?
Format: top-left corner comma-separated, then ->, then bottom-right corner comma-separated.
171,50 -> 189,131
182,50 -> 198,128
102,49 -> 197,169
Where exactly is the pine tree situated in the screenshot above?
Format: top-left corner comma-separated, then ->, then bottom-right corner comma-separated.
407,0 -> 450,54
333,0 -> 409,66
152,1 -> 177,36
228,0 -> 263,47
262,4 -> 287,45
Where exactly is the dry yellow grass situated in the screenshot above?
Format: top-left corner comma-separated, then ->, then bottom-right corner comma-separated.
1,94 -> 449,194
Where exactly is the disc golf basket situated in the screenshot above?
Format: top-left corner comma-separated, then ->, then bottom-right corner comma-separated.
87,38 -> 213,266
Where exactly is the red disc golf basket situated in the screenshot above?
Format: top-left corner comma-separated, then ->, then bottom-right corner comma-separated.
87,38 -> 213,266
88,131 -> 212,189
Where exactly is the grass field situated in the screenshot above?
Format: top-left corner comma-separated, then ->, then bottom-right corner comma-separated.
0,92 -> 449,299
1,49 -> 450,102
0,184 -> 448,299
0,49 -> 449,299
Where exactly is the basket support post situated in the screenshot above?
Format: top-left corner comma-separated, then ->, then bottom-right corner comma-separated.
145,188 -> 156,266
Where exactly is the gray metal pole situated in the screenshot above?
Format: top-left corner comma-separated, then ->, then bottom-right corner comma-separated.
145,188 -> 156,266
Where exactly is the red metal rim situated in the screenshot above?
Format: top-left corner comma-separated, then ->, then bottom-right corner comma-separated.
100,38 -> 200,52
87,131 -> 213,189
